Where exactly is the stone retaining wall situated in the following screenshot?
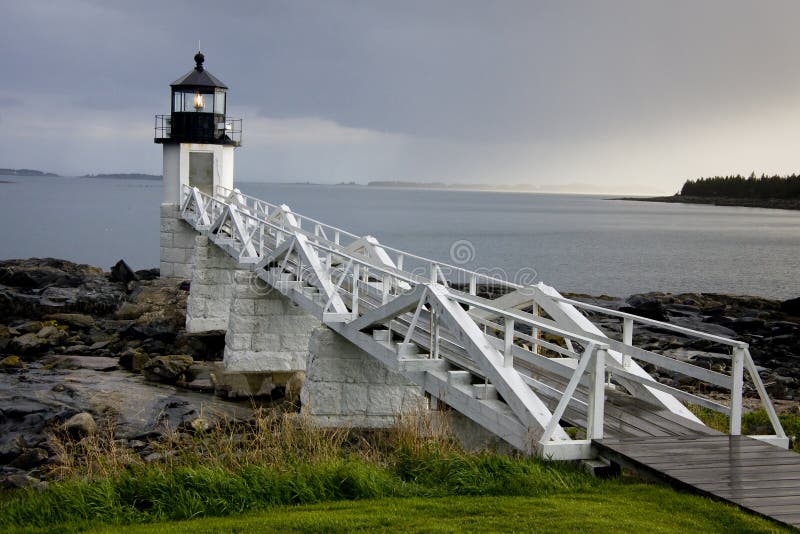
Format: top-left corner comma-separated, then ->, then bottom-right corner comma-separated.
301,326 -> 424,428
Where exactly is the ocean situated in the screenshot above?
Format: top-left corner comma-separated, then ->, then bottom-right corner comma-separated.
1,176 -> 798,300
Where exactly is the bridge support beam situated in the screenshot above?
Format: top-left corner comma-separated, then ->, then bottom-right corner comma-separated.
160,203 -> 197,279
301,326 -> 424,428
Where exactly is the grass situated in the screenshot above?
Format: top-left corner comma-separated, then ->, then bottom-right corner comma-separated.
688,404 -> 800,451
0,409 -> 793,533
6,491 -> 790,533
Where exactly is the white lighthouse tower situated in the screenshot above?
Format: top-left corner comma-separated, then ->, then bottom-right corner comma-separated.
155,51 -> 242,278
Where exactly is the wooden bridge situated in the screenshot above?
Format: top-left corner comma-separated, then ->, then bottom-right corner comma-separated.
179,184 -> 797,526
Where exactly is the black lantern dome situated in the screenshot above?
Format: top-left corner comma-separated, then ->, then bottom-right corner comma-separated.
154,52 -> 241,146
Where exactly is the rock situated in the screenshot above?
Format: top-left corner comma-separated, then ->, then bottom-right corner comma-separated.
142,355 -> 194,383
1,472 -> 43,490
727,317 -> 766,333
9,333 -> 46,355
621,295 -> 668,321
143,452 -> 163,463
88,340 -> 112,351
64,412 -> 96,437
781,297 -> 800,316
135,268 -> 159,281
0,355 -> 24,370
110,260 -> 138,285
63,345 -> 91,355
9,447 -> 49,469
115,302 -> 147,320
118,348 -> 150,372
43,313 -> 95,328
0,259 -> 125,317
286,372 -> 305,405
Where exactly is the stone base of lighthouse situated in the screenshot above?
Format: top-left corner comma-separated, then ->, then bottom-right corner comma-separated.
160,203 -> 197,279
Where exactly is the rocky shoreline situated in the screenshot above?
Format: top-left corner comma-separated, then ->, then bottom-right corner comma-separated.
0,258 -> 798,489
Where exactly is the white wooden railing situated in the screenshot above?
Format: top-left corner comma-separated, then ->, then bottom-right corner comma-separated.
179,184 -> 788,457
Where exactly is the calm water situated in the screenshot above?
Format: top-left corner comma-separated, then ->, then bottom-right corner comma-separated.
1,176 -> 798,299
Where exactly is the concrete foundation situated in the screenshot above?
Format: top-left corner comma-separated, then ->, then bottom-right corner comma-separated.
222,271 -> 319,373
160,203 -> 197,279
301,326 -> 424,428
185,235 -> 242,333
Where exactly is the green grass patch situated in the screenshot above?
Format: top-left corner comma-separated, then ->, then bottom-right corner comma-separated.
19,491 -> 791,534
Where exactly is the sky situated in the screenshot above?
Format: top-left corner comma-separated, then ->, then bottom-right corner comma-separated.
1,1 -> 800,194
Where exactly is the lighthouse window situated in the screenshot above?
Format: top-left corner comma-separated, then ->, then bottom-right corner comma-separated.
214,90 -> 225,115
175,91 -> 214,113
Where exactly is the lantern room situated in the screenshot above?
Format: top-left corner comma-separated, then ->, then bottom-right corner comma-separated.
155,51 -> 241,146
155,51 -> 241,205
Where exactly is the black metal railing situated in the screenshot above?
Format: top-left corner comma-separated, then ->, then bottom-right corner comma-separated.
154,114 -> 242,146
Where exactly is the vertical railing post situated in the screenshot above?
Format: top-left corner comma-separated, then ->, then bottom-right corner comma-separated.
504,317 -> 515,367
587,346 -> 606,440
351,263 -> 360,316
531,303 -> 540,355
433,313 -> 440,359
468,274 -> 477,310
730,346 -> 745,436
622,317 -> 633,368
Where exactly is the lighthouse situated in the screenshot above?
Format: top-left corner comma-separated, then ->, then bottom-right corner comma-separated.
155,51 -> 241,278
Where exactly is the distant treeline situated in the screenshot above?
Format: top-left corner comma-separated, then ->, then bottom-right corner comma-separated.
680,173 -> 800,199
0,168 -> 58,177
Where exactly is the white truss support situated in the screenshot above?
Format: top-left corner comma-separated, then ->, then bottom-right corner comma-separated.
540,343 -> 598,443
531,283 -> 702,425
348,284 -> 427,332
427,284 -> 570,443
293,233 -> 349,314
227,207 -> 258,260
744,348 -> 787,439
403,288 -> 429,345
469,288 -> 533,321
254,237 -> 295,271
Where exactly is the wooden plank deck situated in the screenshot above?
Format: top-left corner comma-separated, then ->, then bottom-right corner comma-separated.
594,435 -> 800,528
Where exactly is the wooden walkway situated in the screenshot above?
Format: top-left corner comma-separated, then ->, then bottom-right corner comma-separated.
594,435 -> 800,528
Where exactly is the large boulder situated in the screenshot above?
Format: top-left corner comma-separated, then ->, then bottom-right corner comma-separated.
110,260 -> 138,284
0,258 -> 126,318
142,355 -> 194,383
64,412 -> 96,437
781,297 -> 800,316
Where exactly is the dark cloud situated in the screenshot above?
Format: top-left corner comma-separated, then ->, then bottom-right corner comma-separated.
1,0 -> 799,191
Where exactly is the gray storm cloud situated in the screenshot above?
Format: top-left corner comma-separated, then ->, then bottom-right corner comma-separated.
1,0 -> 799,193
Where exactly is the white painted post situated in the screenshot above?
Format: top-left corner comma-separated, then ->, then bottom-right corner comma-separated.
382,274 -> 391,304
587,347 -> 607,440
468,274 -> 477,310
504,317 -> 514,367
730,346 -> 744,436
396,253 -> 404,271
532,303 -> 540,355
351,263 -> 360,316
433,314 -> 441,359
622,317 -> 633,368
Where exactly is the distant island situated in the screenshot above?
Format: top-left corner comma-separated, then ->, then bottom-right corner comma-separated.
0,168 -> 59,177
82,173 -> 161,181
620,173 -> 800,210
